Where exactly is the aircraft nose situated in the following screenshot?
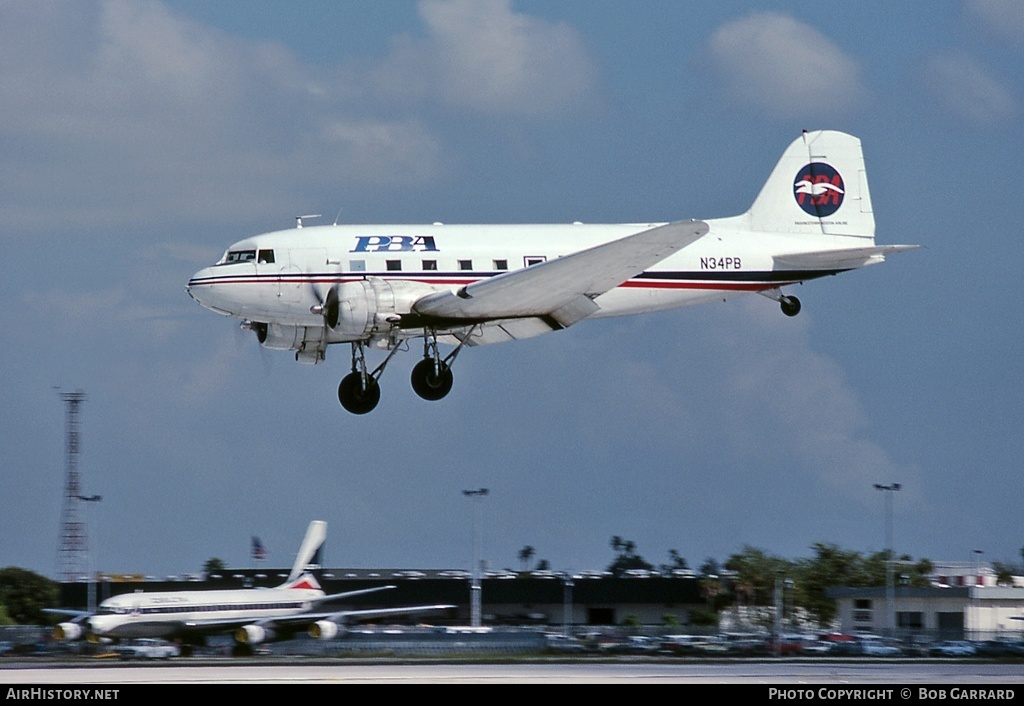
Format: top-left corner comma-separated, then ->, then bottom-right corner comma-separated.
186,266 -> 225,313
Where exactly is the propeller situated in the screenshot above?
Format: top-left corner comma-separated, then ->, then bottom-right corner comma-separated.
310,284 -> 341,329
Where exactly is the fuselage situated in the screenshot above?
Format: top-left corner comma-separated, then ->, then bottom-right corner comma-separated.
186,217 -> 848,345
86,585 -> 323,639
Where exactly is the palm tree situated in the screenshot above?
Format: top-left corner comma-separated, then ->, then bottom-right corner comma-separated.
518,545 -> 536,572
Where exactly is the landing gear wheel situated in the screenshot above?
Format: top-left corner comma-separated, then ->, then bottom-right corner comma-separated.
780,295 -> 801,317
411,358 -> 454,401
338,372 -> 381,414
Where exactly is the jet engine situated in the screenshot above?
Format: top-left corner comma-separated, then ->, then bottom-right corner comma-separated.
234,624 -> 275,645
308,620 -> 346,640
53,622 -> 84,641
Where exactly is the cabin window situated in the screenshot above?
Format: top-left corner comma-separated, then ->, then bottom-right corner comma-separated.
257,249 -> 275,264
349,260 -> 366,272
524,256 -> 546,267
225,250 -> 256,263
493,259 -> 508,271
386,260 -> 402,271
422,260 -> 438,271
458,260 -> 473,271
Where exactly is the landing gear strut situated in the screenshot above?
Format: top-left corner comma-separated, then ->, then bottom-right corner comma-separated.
410,327 -> 477,402
411,329 -> 456,401
337,341 -> 398,415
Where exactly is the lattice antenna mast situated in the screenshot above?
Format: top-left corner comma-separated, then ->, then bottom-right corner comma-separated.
57,390 -> 87,582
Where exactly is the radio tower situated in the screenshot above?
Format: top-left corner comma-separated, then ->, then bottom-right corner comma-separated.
57,390 -> 88,583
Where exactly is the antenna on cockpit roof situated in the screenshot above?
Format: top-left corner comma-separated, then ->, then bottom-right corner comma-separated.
333,208 -> 344,226
296,214 -> 321,229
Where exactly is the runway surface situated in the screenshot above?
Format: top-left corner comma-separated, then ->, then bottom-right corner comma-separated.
3,660 -> 1024,685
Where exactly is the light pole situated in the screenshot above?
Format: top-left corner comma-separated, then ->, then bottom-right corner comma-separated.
973,549 -> 984,640
873,483 -> 901,637
561,572 -> 575,638
76,494 -> 102,612
462,488 -> 489,627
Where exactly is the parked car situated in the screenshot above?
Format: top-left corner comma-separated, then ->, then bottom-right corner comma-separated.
801,640 -> 838,655
859,638 -> 902,656
974,640 -> 1024,657
929,640 -> 976,657
116,639 -> 180,660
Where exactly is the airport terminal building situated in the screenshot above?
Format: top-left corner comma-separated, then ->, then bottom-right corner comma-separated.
59,568 -> 705,629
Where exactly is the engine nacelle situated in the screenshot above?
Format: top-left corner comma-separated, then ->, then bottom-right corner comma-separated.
234,624 -> 275,645
251,322 -> 327,365
53,622 -> 84,641
308,620 -> 346,640
330,278 -> 443,339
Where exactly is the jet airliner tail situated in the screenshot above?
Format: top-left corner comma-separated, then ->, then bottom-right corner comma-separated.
745,129 -> 875,240
281,520 -> 328,586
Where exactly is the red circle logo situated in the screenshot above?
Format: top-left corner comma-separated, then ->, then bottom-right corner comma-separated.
794,163 -> 845,218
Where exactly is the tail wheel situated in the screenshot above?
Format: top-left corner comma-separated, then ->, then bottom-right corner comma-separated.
780,295 -> 801,317
411,359 -> 454,401
338,372 -> 381,414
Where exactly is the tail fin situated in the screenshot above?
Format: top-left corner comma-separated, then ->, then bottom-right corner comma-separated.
283,520 -> 327,585
746,130 -> 874,240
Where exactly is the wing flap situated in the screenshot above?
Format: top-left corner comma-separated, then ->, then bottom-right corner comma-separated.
413,220 -> 708,324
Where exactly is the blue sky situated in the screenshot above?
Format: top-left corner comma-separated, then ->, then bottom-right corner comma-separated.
1,0 -> 1022,581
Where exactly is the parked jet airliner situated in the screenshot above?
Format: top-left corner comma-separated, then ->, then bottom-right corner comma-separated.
50,521 -> 453,654
187,130 -> 916,414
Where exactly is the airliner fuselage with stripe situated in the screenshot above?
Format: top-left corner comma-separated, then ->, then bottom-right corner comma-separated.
187,131 -> 916,414
49,521 -> 454,651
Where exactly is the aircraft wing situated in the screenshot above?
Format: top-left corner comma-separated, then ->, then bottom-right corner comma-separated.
43,608 -> 92,620
413,220 -> 709,328
312,585 -> 397,604
322,604 -> 455,623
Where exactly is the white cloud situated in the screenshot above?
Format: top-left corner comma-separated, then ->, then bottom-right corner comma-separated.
697,299 -> 920,505
705,12 -> 865,119
0,0 -> 448,231
922,53 -> 1019,126
371,0 -> 598,116
965,0 -> 1024,44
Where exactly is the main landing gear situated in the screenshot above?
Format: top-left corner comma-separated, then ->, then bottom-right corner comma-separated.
337,327 -> 475,414
337,341 -> 392,415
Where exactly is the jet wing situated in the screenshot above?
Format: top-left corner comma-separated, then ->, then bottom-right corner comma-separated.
43,608 -> 92,620
312,585 -> 396,604
413,220 -> 709,328
257,603 -> 455,632
323,604 -> 455,623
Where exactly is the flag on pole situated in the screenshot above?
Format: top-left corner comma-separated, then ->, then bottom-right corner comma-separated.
252,536 -> 267,561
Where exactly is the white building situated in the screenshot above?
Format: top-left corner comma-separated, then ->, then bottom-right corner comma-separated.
829,585 -> 1024,640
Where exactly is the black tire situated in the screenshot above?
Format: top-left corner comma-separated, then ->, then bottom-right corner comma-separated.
410,359 -> 454,401
780,295 -> 801,317
338,372 -> 381,414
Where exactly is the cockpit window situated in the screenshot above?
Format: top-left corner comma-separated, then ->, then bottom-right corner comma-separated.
224,250 -> 256,263
257,249 -> 275,264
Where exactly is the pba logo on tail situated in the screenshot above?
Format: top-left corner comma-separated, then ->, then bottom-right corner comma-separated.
794,163 -> 845,218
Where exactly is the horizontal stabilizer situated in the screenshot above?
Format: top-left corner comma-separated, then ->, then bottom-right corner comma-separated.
774,245 -> 919,270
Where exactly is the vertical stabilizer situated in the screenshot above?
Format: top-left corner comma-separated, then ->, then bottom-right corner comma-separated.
746,130 -> 874,240
285,520 -> 327,584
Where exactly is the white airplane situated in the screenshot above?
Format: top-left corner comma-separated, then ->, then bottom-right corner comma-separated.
187,130 -> 916,414
50,521 -> 454,654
